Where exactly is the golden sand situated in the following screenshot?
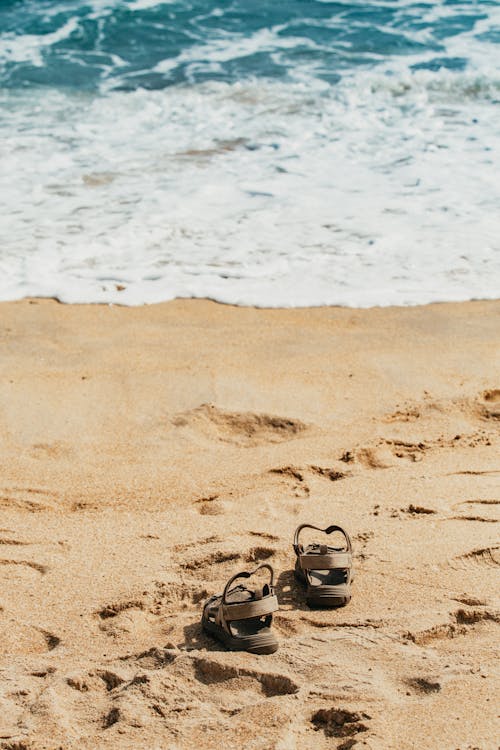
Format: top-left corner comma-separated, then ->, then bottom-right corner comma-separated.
0,298 -> 499,749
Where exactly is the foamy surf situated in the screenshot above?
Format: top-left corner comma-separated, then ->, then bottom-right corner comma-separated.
1,0 -> 499,307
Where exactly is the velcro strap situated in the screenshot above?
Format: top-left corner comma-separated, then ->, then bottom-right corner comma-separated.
222,594 -> 278,621
300,552 -> 351,570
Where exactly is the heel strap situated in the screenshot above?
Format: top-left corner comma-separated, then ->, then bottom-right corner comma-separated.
293,524 -> 352,555
222,563 -> 275,604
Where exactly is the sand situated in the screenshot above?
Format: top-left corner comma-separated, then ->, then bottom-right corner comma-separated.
0,297 -> 499,750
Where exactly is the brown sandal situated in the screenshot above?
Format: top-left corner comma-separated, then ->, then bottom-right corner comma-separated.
293,524 -> 353,608
202,564 -> 279,654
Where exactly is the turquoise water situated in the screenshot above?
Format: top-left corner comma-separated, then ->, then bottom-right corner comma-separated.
1,0 -> 496,90
1,1 -> 499,305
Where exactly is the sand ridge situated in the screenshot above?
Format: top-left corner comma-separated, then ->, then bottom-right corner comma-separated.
0,298 -> 499,749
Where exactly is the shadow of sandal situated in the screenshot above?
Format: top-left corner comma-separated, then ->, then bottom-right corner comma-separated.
275,568 -> 309,611
181,620 -> 227,652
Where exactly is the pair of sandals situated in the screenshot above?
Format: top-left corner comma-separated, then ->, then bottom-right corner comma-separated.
202,524 -> 353,655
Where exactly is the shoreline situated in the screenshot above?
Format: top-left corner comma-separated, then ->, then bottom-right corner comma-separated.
7,293 -> 500,311
0,297 -> 498,749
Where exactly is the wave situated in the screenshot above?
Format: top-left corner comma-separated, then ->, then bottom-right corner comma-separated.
1,0 -> 500,91
1,1 -> 499,307
0,69 -> 499,307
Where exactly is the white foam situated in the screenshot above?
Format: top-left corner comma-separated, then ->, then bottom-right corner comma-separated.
1,68 -> 499,307
154,28 -> 318,75
0,17 -> 80,66
128,0 -> 176,9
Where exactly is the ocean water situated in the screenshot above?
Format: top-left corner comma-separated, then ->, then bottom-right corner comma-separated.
1,0 -> 499,307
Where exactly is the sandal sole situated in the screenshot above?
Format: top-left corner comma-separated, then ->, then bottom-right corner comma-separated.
295,569 -> 351,609
306,594 -> 351,608
202,620 -> 278,655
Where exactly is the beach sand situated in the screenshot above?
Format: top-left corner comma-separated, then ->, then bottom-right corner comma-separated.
0,298 -> 498,750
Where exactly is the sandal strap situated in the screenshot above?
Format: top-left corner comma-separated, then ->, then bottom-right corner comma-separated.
222,563 -> 275,604
299,551 -> 352,570
293,523 -> 352,555
222,594 -> 279,622
215,564 -> 277,633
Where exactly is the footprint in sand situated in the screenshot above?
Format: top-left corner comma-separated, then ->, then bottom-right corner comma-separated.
404,608 -> 499,645
171,403 -> 307,446
452,545 -> 500,570
94,663 -> 298,741
195,462 -> 348,516
95,580 -> 211,647
356,439 -> 430,468
268,464 -> 348,498
95,597 -> 163,646
191,655 -> 299,697
98,607 -> 160,645
94,656 -> 297,735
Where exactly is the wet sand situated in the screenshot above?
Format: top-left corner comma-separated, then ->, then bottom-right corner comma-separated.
0,298 -> 499,749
